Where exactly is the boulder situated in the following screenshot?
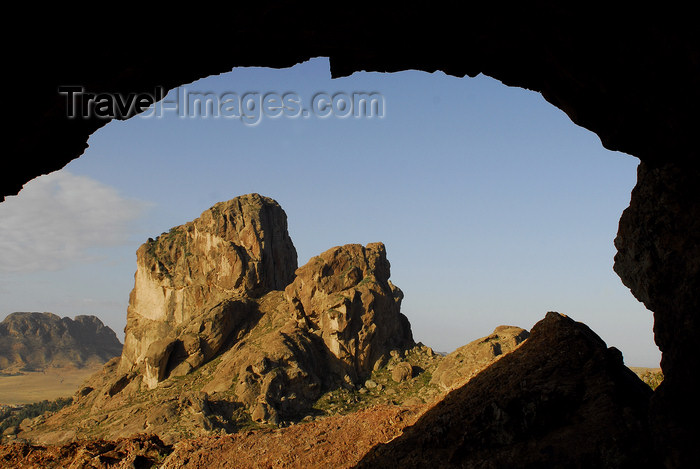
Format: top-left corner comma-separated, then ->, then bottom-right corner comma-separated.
391,362 -> 413,383
142,338 -> 177,389
2,426 -> 18,436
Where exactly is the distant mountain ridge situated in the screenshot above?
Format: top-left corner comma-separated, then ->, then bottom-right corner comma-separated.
0,312 -> 122,371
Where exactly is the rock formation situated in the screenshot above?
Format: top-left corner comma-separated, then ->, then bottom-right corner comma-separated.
6,195 -> 665,468
17,195 -> 416,443
4,7 -> 699,466
5,312 -> 660,468
120,193 -> 298,384
0,313 -> 122,371
284,243 -> 414,381
357,312 -> 656,468
200,291 -> 330,425
430,325 -> 529,390
203,242 -> 414,424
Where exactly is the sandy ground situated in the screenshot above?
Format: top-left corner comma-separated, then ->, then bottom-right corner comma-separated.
0,365 -> 102,405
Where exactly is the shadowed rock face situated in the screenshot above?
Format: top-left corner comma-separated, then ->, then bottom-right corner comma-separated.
614,161 -> 700,466
6,6 -> 698,201
357,312 -> 656,469
0,312 -> 122,371
120,193 -> 298,379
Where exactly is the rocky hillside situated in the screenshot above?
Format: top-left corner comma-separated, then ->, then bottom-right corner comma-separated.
5,194 -> 659,468
14,194 -> 422,444
2,313 -> 658,468
430,325 -> 529,391
0,313 -> 122,372
356,312 -> 657,468
14,194 -> 533,445
1,406 -> 421,469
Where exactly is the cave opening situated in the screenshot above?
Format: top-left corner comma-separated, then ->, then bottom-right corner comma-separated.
0,57 -> 660,368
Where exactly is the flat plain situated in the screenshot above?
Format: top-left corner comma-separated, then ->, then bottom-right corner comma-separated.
0,365 -> 102,405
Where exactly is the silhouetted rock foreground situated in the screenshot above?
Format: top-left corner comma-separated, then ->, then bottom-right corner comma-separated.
0,313 -> 122,371
357,312 -> 656,469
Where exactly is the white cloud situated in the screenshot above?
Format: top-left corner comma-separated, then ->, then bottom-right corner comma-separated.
0,171 -> 147,273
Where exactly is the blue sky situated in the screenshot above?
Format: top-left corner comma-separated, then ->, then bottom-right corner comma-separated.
0,57 -> 660,366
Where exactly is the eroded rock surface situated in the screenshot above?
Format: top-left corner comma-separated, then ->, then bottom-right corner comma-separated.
614,161 -> 700,467
201,291 -> 330,426
120,193 -> 298,380
285,243 -> 414,381
0,434 -> 171,468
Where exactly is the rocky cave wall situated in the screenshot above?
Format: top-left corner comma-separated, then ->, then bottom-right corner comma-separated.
4,3 -> 698,467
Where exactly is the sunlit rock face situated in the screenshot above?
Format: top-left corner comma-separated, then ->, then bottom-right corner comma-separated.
13,195 -> 420,438
120,193 -> 298,376
285,242 -> 414,381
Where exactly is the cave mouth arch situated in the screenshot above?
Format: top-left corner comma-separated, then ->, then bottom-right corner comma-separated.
5,5 -> 699,461
0,57 -> 659,367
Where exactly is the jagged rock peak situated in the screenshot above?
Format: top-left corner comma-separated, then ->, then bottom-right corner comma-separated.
0,312 -> 122,371
139,193 -> 298,296
285,242 -> 414,380
121,193 -> 298,375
